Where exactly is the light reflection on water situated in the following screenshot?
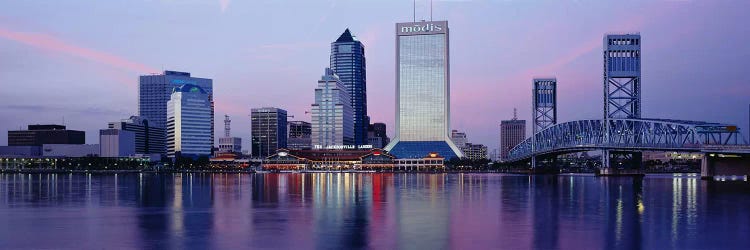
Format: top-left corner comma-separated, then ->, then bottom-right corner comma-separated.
0,173 -> 749,249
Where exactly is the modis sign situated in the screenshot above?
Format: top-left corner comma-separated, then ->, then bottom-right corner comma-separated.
401,23 -> 442,33
397,21 -> 447,35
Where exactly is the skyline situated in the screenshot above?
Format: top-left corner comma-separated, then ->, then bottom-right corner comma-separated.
1,0 -> 749,152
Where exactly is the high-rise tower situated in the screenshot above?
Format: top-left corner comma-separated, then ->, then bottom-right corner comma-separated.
384,21 -> 463,159
330,29 -> 367,146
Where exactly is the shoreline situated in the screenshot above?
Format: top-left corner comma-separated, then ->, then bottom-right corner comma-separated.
0,169 -> 702,175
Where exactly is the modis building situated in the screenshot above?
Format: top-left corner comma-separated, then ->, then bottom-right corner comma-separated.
385,21 -> 463,159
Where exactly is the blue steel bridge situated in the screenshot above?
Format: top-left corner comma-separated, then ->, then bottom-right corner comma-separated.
506,118 -> 750,163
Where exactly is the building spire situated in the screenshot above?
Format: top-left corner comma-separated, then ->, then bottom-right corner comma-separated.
513,108 -> 517,120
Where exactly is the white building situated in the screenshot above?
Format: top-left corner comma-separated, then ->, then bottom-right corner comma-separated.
311,68 -> 354,148
167,84 -> 213,159
99,129 -> 135,157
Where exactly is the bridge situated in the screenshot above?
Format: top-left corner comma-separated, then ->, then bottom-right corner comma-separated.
503,34 -> 750,177
507,118 -> 749,162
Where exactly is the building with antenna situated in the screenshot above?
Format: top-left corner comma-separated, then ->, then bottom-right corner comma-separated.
218,115 -> 242,154
500,110 -> 526,161
385,20 -> 463,160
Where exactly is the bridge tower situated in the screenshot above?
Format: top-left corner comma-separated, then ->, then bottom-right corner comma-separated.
602,34 -> 642,172
532,78 -> 557,169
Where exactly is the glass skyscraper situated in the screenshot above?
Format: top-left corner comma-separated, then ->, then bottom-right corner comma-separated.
384,21 -> 463,159
311,68 -> 354,148
139,71 -> 214,147
167,84 -> 212,159
330,29 -> 367,145
251,107 -> 288,157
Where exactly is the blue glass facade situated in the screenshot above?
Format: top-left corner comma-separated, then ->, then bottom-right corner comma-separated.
139,71 -> 214,147
330,29 -> 367,145
387,141 -> 459,160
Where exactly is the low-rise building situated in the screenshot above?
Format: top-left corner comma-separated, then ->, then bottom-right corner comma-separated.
263,149 -> 395,171
42,144 -> 99,157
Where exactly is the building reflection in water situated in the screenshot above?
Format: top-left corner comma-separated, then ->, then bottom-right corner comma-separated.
1,173 -> 750,249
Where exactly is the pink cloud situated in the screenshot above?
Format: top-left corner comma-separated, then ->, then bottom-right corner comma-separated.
219,0 -> 231,12
0,26 -> 158,74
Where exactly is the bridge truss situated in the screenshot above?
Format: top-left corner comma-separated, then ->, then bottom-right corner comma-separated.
507,118 -> 748,162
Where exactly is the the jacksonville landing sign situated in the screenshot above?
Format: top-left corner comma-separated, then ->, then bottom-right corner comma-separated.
397,21 -> 448,35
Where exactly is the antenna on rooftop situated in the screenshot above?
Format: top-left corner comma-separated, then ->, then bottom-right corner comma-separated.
513,108 -> 517,120
413,0 -> 416,22
430,0 -> 433,21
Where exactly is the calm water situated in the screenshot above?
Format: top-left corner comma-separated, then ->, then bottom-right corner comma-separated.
1,173 -> 749,249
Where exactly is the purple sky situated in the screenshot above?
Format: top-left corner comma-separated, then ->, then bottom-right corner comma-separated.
0,0 -> 748,152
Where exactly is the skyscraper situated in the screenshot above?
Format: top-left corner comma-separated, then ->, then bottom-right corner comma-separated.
166,84 -> 213,159
331,29 -> 368,145
139,70 -> 214,147
500,116 -> 526,161
288,121 -> 312,150
251,107 -> 288,157
311,68 -> 354,148
385,21 -> 463,159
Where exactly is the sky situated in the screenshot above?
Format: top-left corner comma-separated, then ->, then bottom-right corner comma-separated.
0,0 -> 749,153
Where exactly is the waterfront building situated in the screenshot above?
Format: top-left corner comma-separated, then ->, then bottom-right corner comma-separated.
394,153 -> 445,171
330,28 -> 368,146
263,149 -> 394,171
99,129 -> 135,157
500,115 -> 526,161
288,121 -> 312,150
218,115 -> 242,154
42,144 -> 99,157
450,130 -> 468,149
384,20 -> 463,159
8,125 -> 85,146
463,143 -> 488,160
251,107 -> 288,157
167,84 -> 213,159
108,116 -> 166,155
311,68 -> 354,148
139,70 -> 214,146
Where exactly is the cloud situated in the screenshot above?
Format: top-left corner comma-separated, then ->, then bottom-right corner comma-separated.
0,25 -> 158,74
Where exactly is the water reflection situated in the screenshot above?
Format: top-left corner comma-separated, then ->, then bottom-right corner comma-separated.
0,173 -> 749,249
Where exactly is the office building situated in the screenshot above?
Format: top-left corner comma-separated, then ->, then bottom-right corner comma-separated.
500,116 -> 526,161
108,116 -> 166,155
367,123 -> 390,149
99,129 -> 135,157
288,121 -> 312,150
385,21 -> 463,159
139,70 -> 214,146
331,28 -> 368,146
604,34 -> 641,119
463,143 -> 488,160
450,130 -> 468,149
218,115 -> 242,153
0,146 -> 41,157
8,125 -> 85,146
251,107 -> 288,157
167,84 -> 213,159
311,68 -> 354,148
